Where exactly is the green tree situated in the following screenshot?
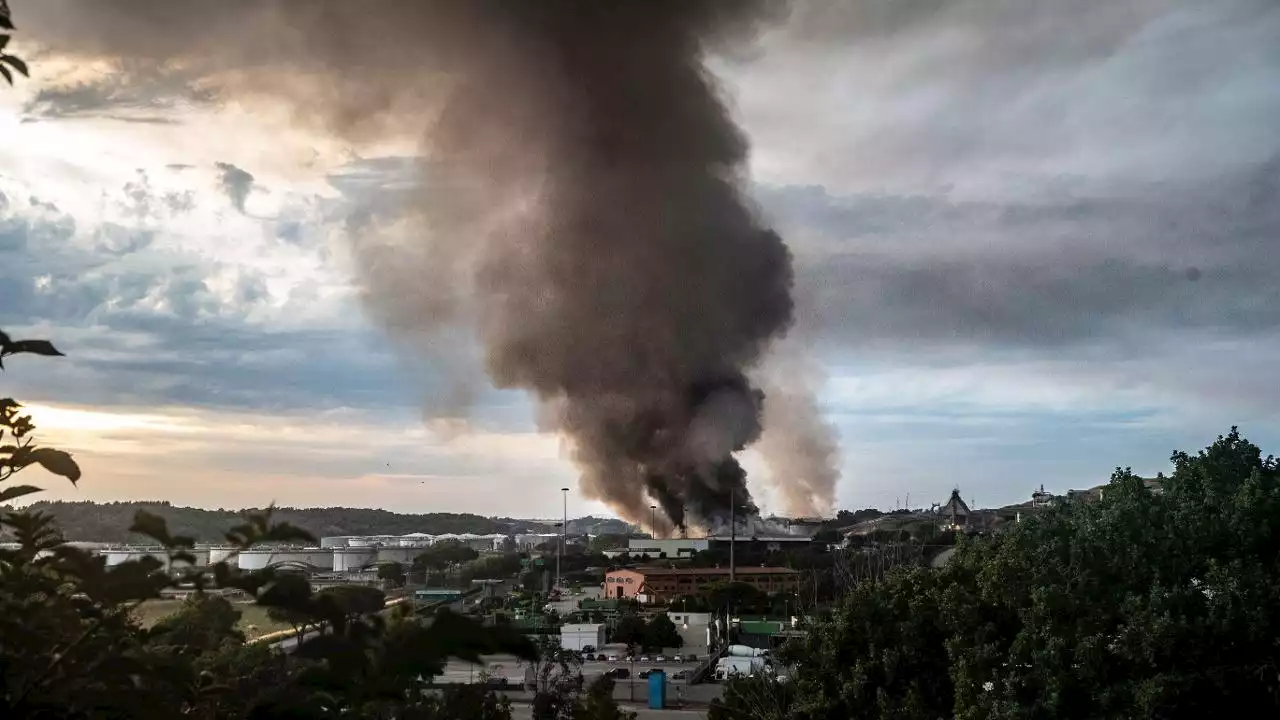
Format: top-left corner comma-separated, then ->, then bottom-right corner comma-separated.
587,533 -> 628,553
611,613 -> 646,648
642,613 -> 683,652
777,429 -> 1280,720
571,676 -> 636,720
378,561 -> 407,587
148,593 -> 245,653
702,581 -> 768,614
709,675 -> 796,720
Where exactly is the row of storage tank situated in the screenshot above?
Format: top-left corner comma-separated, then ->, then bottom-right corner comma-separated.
60,532 -> 543,573
320,533 -> 509,549
96,545 -> 430,572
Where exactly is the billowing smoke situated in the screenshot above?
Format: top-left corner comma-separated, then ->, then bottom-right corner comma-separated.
756,346 -> 841,518
22,0 -> 838,529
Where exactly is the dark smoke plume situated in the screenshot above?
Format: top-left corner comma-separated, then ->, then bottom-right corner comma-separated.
23,0 -> 821,528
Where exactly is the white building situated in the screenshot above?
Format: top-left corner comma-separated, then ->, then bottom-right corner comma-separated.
560,623 -> 606,652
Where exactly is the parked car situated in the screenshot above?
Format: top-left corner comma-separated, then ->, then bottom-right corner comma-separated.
655,655 -> 667,663
595,654 -> 608,662
582,645 -> 595,654
639,656 -> 651,663
638,669 -> 654,679
610,668 -> 630,679
672,671 -> 689,681
607,655 -> 619,663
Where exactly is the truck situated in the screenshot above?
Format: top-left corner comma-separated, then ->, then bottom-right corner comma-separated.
713,654 -> 771,680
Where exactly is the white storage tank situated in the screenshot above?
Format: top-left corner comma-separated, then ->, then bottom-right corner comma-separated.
237,548 -> 334,571
332,547 -> 378,572
207,547 -> 237,566
376,547 -> 420,565
103,547 -> 168,567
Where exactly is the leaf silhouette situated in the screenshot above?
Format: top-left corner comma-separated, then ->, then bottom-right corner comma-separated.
5,339 -> 64,357
0,484 -> 42,503
29,447 -> 81,484
130,510 -> 174,547
1,53 -> 26,77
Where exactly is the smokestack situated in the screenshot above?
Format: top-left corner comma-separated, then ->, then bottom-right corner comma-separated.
23,0 -> 821,529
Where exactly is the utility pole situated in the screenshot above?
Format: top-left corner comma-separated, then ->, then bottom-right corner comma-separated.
650,505 -> 657,540
559,487 -> 568,591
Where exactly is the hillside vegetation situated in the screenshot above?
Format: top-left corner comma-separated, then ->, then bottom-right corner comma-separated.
3,501 -> 529,543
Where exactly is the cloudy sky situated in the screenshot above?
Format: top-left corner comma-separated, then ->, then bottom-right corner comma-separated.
2,0 -> 1278,518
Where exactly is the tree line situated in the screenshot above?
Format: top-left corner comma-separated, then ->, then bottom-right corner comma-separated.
712,428 -> 1280,719
2,501 -> 534,544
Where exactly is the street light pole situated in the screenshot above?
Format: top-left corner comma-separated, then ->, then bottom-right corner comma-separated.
559,487 -> 569,591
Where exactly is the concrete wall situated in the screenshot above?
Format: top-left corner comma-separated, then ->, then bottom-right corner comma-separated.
666,611 -> 711,628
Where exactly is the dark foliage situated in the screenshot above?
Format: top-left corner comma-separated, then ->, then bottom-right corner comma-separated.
736,428 -> 1280,720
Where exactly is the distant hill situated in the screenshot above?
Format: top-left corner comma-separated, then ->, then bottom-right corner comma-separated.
3,501 -> 547,544
566,516 -> 635,535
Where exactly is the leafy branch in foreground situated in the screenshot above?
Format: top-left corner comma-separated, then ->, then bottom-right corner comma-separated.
1,330 -> 80,494
0,2 -> 30,87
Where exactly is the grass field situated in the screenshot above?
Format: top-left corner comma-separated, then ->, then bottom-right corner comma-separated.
133,599 -> 293,640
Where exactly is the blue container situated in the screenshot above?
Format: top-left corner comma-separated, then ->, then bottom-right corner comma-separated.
647,670 -> 666,709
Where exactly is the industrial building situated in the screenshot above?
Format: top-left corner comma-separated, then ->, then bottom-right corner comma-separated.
603,566 -> 801,603
559,623 -> 606,652
609,533 -> 816,560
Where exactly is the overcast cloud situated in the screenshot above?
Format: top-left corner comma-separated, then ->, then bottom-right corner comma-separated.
1,0 -> 1277,515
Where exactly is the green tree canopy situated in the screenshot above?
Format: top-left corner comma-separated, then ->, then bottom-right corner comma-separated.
642,613 -> 683,651
377,561 -> 407,587
611,614 -> 647,648
773,428 -> 1280,720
